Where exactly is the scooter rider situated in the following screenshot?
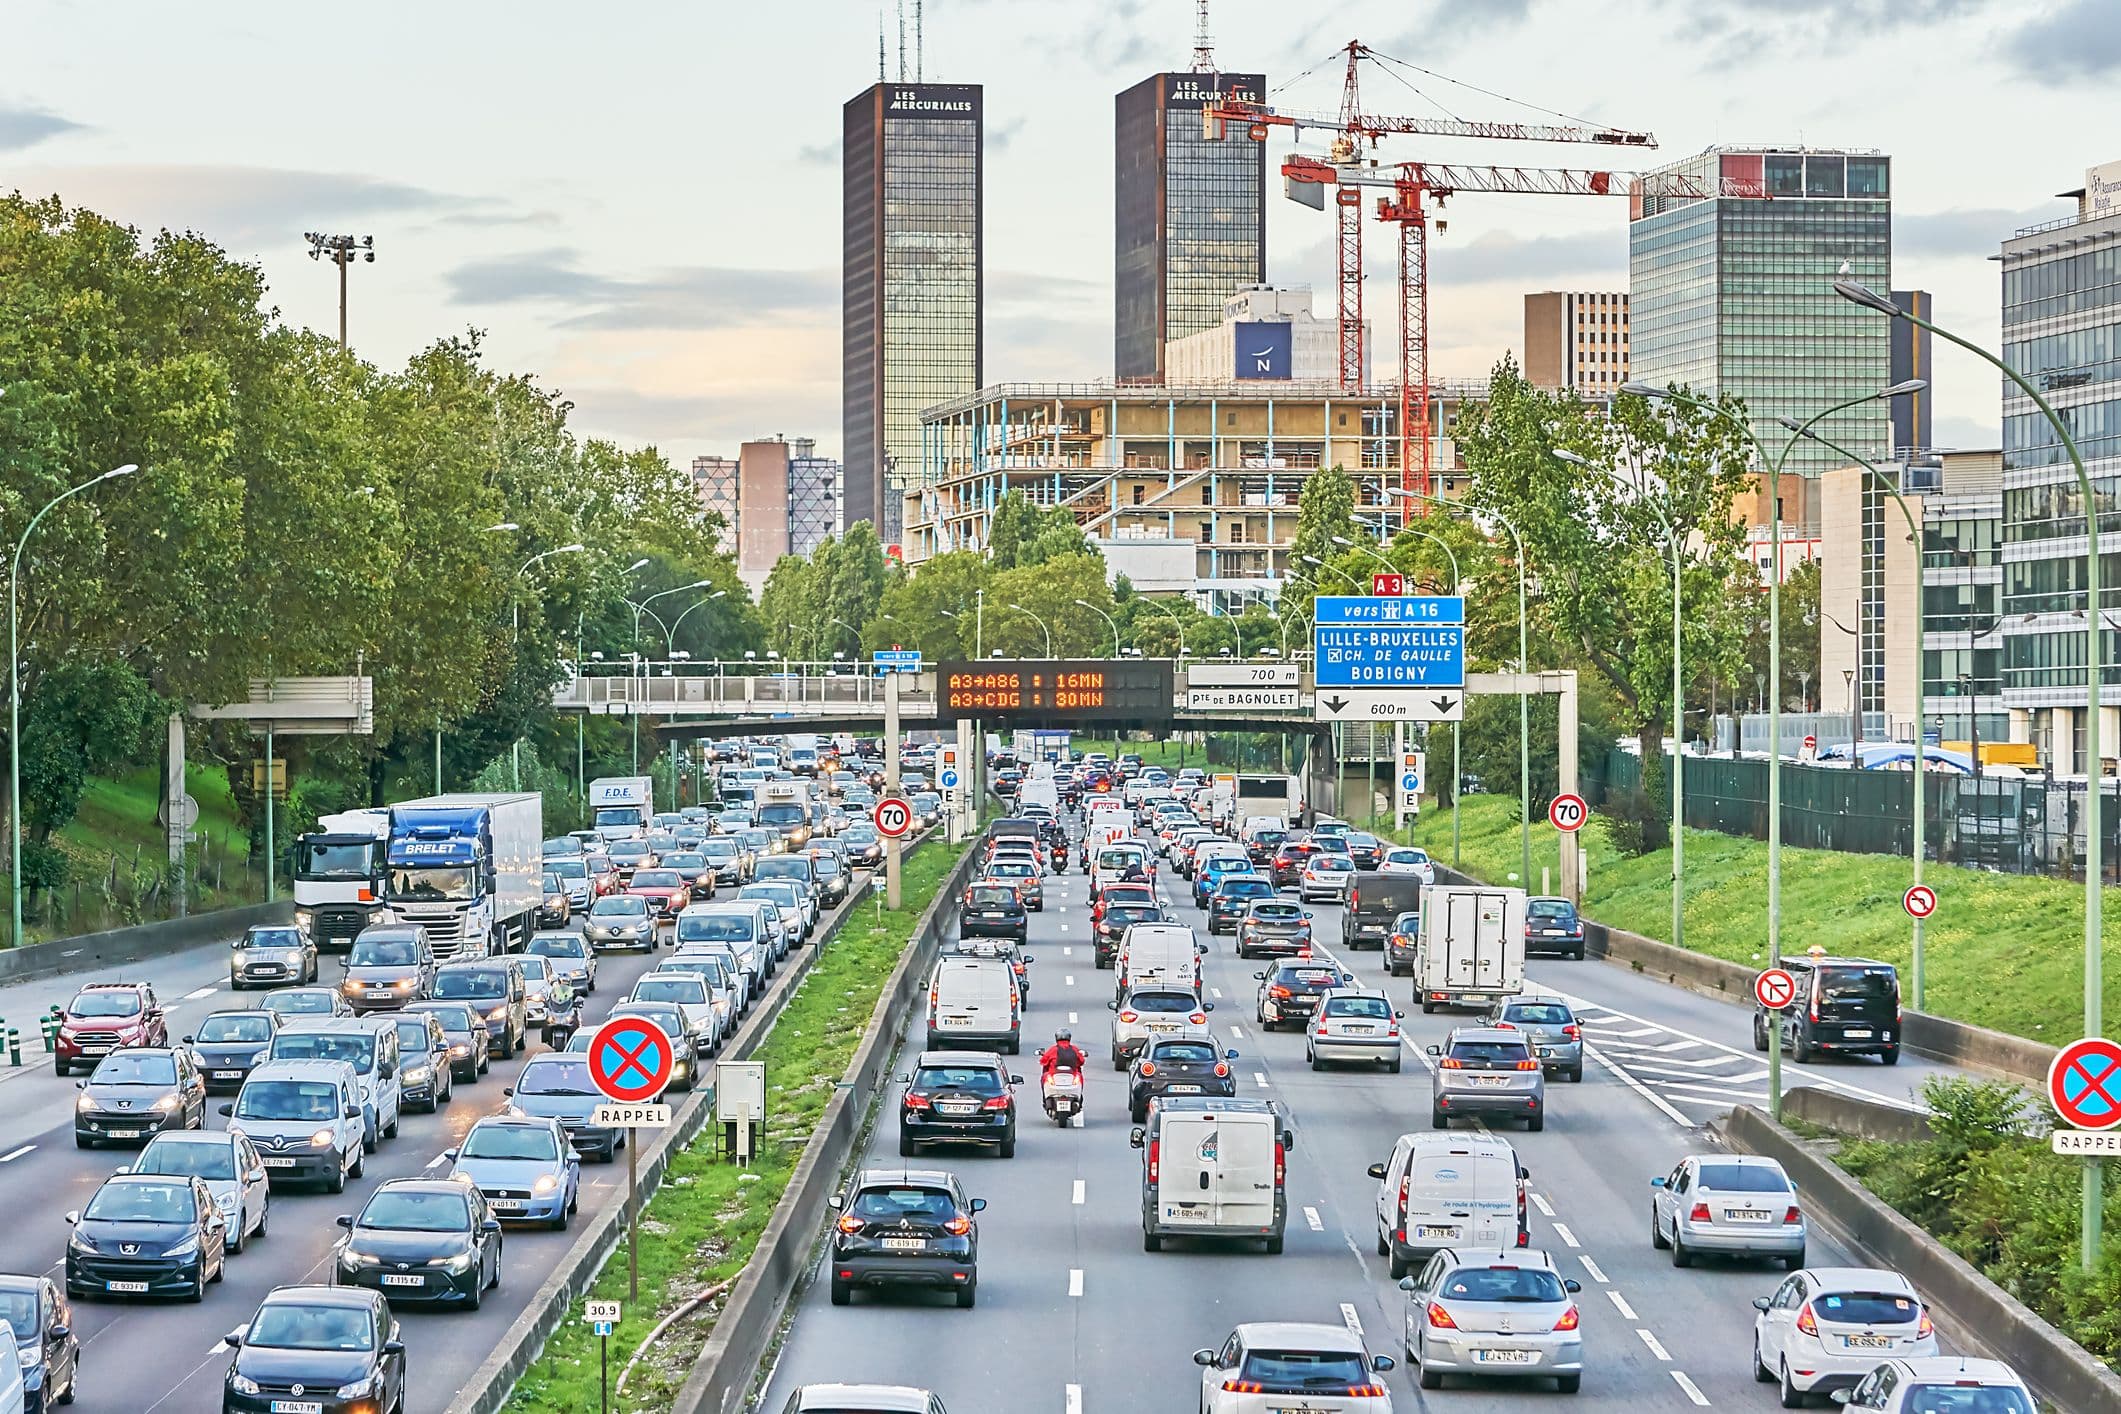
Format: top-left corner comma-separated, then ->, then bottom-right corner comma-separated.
1039,1028 -> 1087,1084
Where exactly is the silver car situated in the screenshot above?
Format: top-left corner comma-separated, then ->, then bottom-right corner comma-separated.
526,931 -> 598,995
1107,987 -> 1213,1069
130,1128 -> 272,1255
1427,1027 -> 1546,1131
229,925 -> 317,991
1399,1247 -> 1583,1393
583,894 -> 657,951
1307,988 -> 1404,1072
1650,1153 -> 1807,1268
1483,995 -> 1583,1083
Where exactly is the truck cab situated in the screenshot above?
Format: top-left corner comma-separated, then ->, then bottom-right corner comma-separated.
292,809 -> 390,952
383,795 -> 545,961
589,776 -> 654,843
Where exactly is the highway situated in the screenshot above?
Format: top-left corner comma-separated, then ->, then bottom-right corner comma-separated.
758,835 -> 1984,1412
0,850 -> 899,1414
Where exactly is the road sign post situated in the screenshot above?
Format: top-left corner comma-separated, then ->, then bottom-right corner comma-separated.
883,672 -> 902,910
588,1018 -> 675,1299
585,1301 -> 621,1414
2047,1035 -> 2121,1272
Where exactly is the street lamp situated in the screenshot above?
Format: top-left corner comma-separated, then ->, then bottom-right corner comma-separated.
1005,604 -> 1054,658
665,590 -> 727,655
1627,371 -> 1926,1125
509,544 -> 587,788
12,463 -> 138,944
1074,599 -> 1122,658
1142,599 -> 1189,659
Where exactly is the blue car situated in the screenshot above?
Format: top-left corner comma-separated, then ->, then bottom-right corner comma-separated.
446,1115 -> 581,1229
504,1054 -> 623,1163
1195,858 -> 1263,911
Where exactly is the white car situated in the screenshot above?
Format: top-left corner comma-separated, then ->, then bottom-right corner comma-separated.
1298,855 -> 1357,903
1653,1153 -> 1807,1267
786,1387 -> 949,1413
129,1128 -> 272,1254
1838,1357 -> 2034,1413
1752,1268 -> 1937,1404
1195,1322 -> 1396,1412
1379,847 -> 1436,884
628,974 -> 725,1054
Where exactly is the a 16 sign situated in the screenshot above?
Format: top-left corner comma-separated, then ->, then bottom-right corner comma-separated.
1371,572 -> 1405,597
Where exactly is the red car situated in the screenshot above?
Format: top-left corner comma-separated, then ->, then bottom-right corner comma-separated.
625,868 -> 692,918
54,982 -> 167,1076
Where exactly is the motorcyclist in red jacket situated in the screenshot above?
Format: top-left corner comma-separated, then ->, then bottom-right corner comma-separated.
1039,1029 -> 1087,1084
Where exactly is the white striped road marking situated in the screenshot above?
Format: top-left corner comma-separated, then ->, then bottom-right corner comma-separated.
1671,1371 -> 1711,1406
1529,1192 -> 1555,1218
1638,1329 -> 1672,1362
1551,1222 -> 1580,1248
427,1152 -> 452,1168
1584,1043 -> 1696,1128
1647,1038 -> 1704,1052
1340,1303 -> 1363,1335
1066,1384 -> 1083,1414
1065,975 -> 1075,987
1210,987 -> 1223,999
0,1144 -> 34,1164
1601,1025 -> 1660,1037
184,985 -> 218,1001
1072,1180 -> 1085,1205
1068,1012 -> 1079,1024
1063,946 -> 1073,956
1304,1206 -> 1324,1231
1607,1290 -> 1638,1320
1578,1256 -> 1609,1284
1252,1071 -> 1268,1088
1059,924 -> 1069,933
1068,1268 -> 1084,1297
1230,1025 -> 1246,1039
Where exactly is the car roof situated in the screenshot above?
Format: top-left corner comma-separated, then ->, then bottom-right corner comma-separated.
76,981 -> 149,993
141,1128 -> 239,1146
1689,1153 -> 1786,1170
278,1016 -> 389,1034
1797,1266 -> 1918,1290
1438,1247 -> 1560,1271
1322,986 -> 1391,1001
261,1283 -> 380,1311
99,1170 -> 200,1191
915,1050 -> 1007,1067
1883,1357 -> 2026,1383
0,1273 -> 40,1294
370,1178 -> 474,1200
248,1058 -> 358,1081
1502,995 -> 1573,1009
852,1167 -> 960,1189
794,1387 -> 933,1412
1233,1321 -> 1365,1352
469,1112 -> 563,1131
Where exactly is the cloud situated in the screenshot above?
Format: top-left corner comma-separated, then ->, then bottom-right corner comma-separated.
2006,0 -> 2121,78
796,140 -> 837,166
445,248 -> 836,332
1382,0 -> 1537,59
989,268 -> 1102,309
0,103 -> 82,153
988,115 -> 1026,152
1679,0 -> 1990,29
1897,206 -> 2058,257
1931,412 -> 1999,452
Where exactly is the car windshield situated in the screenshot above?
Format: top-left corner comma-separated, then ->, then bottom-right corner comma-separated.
1392,912 -> 1419,932
1220,881 -> 1272,897
1254,830 -> 1288,848
1282,968 -> 1342,989
239,929 -> 304,950
360,1187 -> 468,1229
1150,1040 -> 1217,1064
812,856 -> 842,877
1132,993 -> 1197,1013
1249,903 -> 1304,923
548,860 -> 587,880
1503,1004 -> 1573,1026
518,957 -> 550,981
198,1014 -> 272,1043
701,840 -> 738,859
68,991 -> 141,1018
1448,1040 -> 1533,1068
592,897 -> 649,917
1528,900 -> 1576,920
1106,905 -> 1160,924
1439,1266 -> 1567,1302
1696,1163 -> 1791,1193
912,1065 -> 1003,1093
1311,856 -> 1353,872
634,978 -> 704,1005
966,887 -> 1017,908
664,854 -> 706,871
349,937 -> 418,966
1347,834 -> 1379,850
433,971 -> 506,1001
235,1079 -> 340,1121
273,1033 -> 375,1069
1813,1290 -> 1921,1323
1324,996 -> 1393,1020
246,1303 -> 374,1353
1239,1350 -> 1368,1387
990,860 -> 1034,877
678,915 -> 754,942
389,866 -> 475,902
460,1124 -> 559,1161
631,871 -> 684,889
414,1005 -> 476,1034
1901,1387 -> 2034,1414
93,1052 -> 176,1084
850,1186 -> 957,1223
134,1139 -> 235,1181
264,992 -> 335,1014
528,935 -> 586,959
85,1180 -> 196,1223
392,1020 -> 436,1052
618,1009 -> 685,1040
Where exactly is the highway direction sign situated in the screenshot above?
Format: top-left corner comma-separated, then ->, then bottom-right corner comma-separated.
2049,1037 -> 2121,1131
1188,662 -> 1301,687
872,649 -> 922,675
1371,572 -> 1404,596
873,797 -> 914,838
1312,596 -> 1464,624
1313,620 -> 1465,690
1312,689 -> 1464,722
1547,793 -> 1589,833
1187,687 -> 1301,711
1754,968 -> 1797,1011
1902,884 -> 1937,919
588,1018 -> 674,1105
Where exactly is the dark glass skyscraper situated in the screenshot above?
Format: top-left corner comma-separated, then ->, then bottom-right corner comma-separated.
844,82 -> 982,545
1115,71 -> 1266,381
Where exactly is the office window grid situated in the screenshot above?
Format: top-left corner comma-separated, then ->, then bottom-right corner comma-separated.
1162,101 -> 1264,351
1858,483 -> 1885,716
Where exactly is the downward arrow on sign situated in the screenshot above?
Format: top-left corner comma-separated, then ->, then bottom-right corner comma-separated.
1323,696 -> 1348,714
1433,696 -> 1458,715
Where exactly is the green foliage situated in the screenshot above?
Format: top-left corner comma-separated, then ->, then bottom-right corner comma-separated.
1288,466 -> 1359,574
988,554 -> 1116,657
1452,679 -> 1627,825
1745,556 -> 1822,710
988,491 -> 1091,571
19,658 -> 162,841
763,522 -> 891,660
869,550 -> 988,658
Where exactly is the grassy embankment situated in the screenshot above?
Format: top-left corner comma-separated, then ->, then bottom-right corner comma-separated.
501,835 -> 965,1413
1406,793 -> 2121,1046
28,765 -> 260,941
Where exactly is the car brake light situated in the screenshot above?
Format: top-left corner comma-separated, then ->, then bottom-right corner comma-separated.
1690,1203 -> 1712,1223
1119,1010 -> 1139,1024
1795,1303 -> 1817,1337
836,1214 -> 863,1234
1269,985 -> 1292,999
1274,1140 -> 1285,1186
983,1095 -> 1011,1110
943,1213 -> 972,1236
1139,1061 -> 1157,1077
903,1093 -> 932,1110
1917,1308 -> 1933,1339
1221,1380 -> 1264,1394
1147,1139 -> 1159,1182
1784,1205 -> 1802,1224
1494,1021 -> 1516,1029
1553,1304 -> 1580,1332
1316,1025 -> 1331,1037
1213,1062 -> 1229,1077
1189,1012 -> 1206,1025
1516,1059 -> 1539,1071
1438,1057 -> 1464,1069
1425,1301 -> 1457,1329
1347,1384 -> 1386,1398
1562,1024 -> 1580,1039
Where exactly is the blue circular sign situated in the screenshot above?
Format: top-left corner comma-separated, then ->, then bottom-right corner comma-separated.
940,769 -> 961,790
1401,773 -> 1420,791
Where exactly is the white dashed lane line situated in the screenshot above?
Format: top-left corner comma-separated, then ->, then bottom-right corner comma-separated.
1068,1268 -> 1084,1297
1251,1071 -> 1268,1089
0,1144 -> 34,1164
1068,1012 -> 1079,1024
184,985 -> 219,1001
1065,1384 -> 1083,1414
1637,1330 -> 1672,1362
1065,975 -> 1075,987
1304,1206 -> 1324,1232
1072,1180 -> 1085,1205
1339,1303 -> 1363,1336
1550,1222 -> 1580,1249
1671,1371 -> 1712,1406
1607,1290 -> 1638,1320
1578,1256 -> 1609,1284
1529,1192 -> 1555,1218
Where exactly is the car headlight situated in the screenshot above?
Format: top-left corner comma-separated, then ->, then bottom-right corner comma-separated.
75,1094 -> 93,1112
533,1174 -> 560,1195
341,979 -> 362,992
441,1247 -> 478,1273
310,1127 -> 337,1147
341,1247 -> 380,1267
487,1005 -> 509,1020
402,1066 -> 431,1085
336,1372 -> 379,1399
152,1093 -> 181,1112
230,1373 -> 261,1395
67,1229 -> 94,1253
449,1043 -> 471,1056
396,977 -> 417,990
166,1237 -> 199,1259
17,1344 -> 39,1369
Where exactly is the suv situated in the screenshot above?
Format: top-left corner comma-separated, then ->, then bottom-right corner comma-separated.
341,924 -> 436,1012
54,983 -> 166,1076
1427,1027 -> 1546,1131
1754,954 -> 1903,1064
1485,995 -> 1584,1083
896,1050 -> 1023,1157
828,1169 -> 986,1308
433,959 -> 528,1058
958,881 -> 1028,942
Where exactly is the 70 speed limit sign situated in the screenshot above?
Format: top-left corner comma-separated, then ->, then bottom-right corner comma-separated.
873,797 -> 913,839
1548,793 -> 1588,834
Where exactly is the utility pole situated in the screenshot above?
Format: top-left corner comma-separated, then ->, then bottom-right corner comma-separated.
304,233 -> 376,350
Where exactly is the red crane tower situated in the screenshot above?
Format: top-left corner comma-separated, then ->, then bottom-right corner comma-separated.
1206,42 -> 1670,496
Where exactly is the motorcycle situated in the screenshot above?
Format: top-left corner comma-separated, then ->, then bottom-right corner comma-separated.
1050,844 -> 1067,873
1042,1068 -> 1084,1126
541,979 -> 583,1049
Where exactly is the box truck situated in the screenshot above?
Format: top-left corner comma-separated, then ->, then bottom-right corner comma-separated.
1414,885 -> 1526,1014
382,793 -> 544,960
588,776 -> 654,842
291,808 -> 391,951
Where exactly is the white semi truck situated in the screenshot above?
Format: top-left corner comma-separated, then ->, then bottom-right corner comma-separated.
588,776 -> 654,843
1415,885 -> 1527,1014
382,793 -> 545,960
291,808 -> 391,952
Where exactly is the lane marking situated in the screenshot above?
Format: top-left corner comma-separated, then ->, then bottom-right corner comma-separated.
1339,1302 -> 1363,1335
183,985 -> 218,1001
1072,1180 -> 1085,1205
1252,1071 -> 1268,1089
1230,1024 -> 1246,1039
1671,1371 -> 1711,1406
1638,1329 -> 1672,1362
1063,946 -> 1073,956
1607,1289 -> 1638,1320
1578,1256 -> 1609,1284
0,1144 -> 34,1164
1065,1384 -> 1082,1414
427,1151 -> 453,1168
1210,987 -> 1223,999
1584,1043 -> 1696,1128
1550,1222 -> 1580,1249
1068,1268 -> 1084,1297
1068,1012 -> 1079,1025
1065,975 -> 1075,987
1529,1192 -> 1554,1218
1304,1206 -> 1324,1231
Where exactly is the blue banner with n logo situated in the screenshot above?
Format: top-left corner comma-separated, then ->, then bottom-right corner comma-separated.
1234,322 -> 1292,380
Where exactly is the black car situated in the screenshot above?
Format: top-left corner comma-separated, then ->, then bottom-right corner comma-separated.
389,1012 -> 454,1112
1525,896 -> 1586,958
1344,873 -> 1424,950
842,826 -> 884,868
406,1000 -> 489,1082
957,882 -> 1028,943
1206,877 -> 1276,935
65,1173 -> 226,1302
828,1169 -> 985,1309
1754,955 -> 1903,1064
661,851 -> 718,901
331,1179 -> 502,1308
0,1273 -> 78,1413
187,1010 -> 281,1092
74,1047 -> 207,1148
896,1051 -> 1022,1158
1127,1035 -> 1239,1122
1244,827 -> 1288,865
222,1285 -> 405,1414
808,849 -> 850,905
1093,901 -> 1165,968
1235,900 -> 1313,959
1254,960 -> 1355,1031
535,873 -> 571,929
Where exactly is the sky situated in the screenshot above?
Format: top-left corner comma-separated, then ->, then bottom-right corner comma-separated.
5,0 -> 2119,463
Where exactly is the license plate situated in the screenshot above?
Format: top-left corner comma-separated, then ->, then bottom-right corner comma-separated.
272,1402 -> 324,1414
1844,1334 -> 1890,1349
106,1280 -> 148,1293
1844,1029 -> 1873,1039
1147,1022 -> 1178,1032
1470,1077 -> 1510,1088
1728,1209 -> 1772,1224
983,912 -> 1004,919
491,1200 -> 524,1213
368,990 -> 394,1000
938,1103 -> 979,1116
881,1237 -> 925,1251
214,1070 -> 243,1080
1345,1025 -> 1376,1034
1473,1349 -> 1539,1365
1415,1225 -> 1458,1240
940,1017 -> 973,1028
1167,1084 -> 1202,1093
104,1128 -> 142,1138
382,1274 -> 424,1287
77,1045 -> 110,1055
261,1157 -> 297,1169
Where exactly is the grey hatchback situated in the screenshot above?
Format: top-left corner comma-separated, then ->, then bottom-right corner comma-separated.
1427,1027 -> 1546,1131
1483,995 -> 1583,1083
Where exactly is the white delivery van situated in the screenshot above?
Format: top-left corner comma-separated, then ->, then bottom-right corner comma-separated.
926,958 -> 1022,1054
268,1018 -> 402,1153
1415,885 -> 1528,1013
1116,923 -> 1206,998
1130,1097 -> 1289,1254
1368,1131 -> 1528,1276
1091,840 -> 1152,899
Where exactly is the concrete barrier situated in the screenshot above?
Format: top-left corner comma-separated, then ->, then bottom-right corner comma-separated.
1782,1085 -> 1935,1145
670,837 -> 985,1414
1720,1105 -> 2121,1414
0,900 -> 289,985
442,831 -> 953,1414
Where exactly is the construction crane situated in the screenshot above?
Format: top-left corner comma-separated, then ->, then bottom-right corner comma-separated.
1205,42 -> 1667,496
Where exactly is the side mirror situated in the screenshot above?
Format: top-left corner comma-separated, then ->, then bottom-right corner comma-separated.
62,1212 -> 78,1226
1397,1275 -> 1417,1291
1425,1045 -> 1442,1057
1650,1177 -> 1667,1189
1253,971 -> 1267,980
503,1087 -> 514,1097
1129,1126 -> 1146,1149
1203,1003 -> 1216,1012
335,1215 -> 354,1229
1394,1011 -> 1406,1020
74,1081 -> 83,1091
222,1327 -> 246,1349
894,1073 -> 910,1084
182,1035 -> 194,1045
827,1194 -> 842,1209
1225,1048 -> 1240,1061
1196,943 -> 1208,955
384,1339 -> 406,1357
1564,1279 -> 1582,1293
968,1198 -> 987,1214
1371,1355 -> 1397,1373
1106,1001 -> 1118,1011
219,1104 -> 234,1117
441,1147 -> 459,1161
1009,1075 -> 1024,1086
1828,1393 -> 1853,1407
1367,1162 -> 1388,1179
481,1219 -> 503,1233
345,1106 -> 362,1119
1752,1296 -> 1772,1312
47,1323 -> 68,1341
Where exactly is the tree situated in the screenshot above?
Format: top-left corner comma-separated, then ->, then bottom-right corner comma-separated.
989,490 -> 1091,571
988,554 -> 1117,657
1288,466 -> 1360,575
1739,557 -> 1820,711
869,551 -> 989,658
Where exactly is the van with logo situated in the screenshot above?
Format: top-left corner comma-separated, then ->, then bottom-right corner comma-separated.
1129,1097 -> 1290,1254
1367,1131 -> 1528,1277
267,1018 -> 403,1153
220,1058 -> 366,1193
925,958 -> 1021,1054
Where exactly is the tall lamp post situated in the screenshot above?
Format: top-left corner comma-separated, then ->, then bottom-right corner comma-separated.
626,580 -> 712,774
510,543 -> 587,789
11,462 -> 138,944
1623,374 -> 1927,1124
578,558 -> 652,805
1005,604 -> 1054,658
1073,599 -> 1122,658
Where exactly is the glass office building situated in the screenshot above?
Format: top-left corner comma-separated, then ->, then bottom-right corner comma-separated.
844,82 -> 982,546
1115,71 -> 1267,381
1630,148 -> 1894,525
